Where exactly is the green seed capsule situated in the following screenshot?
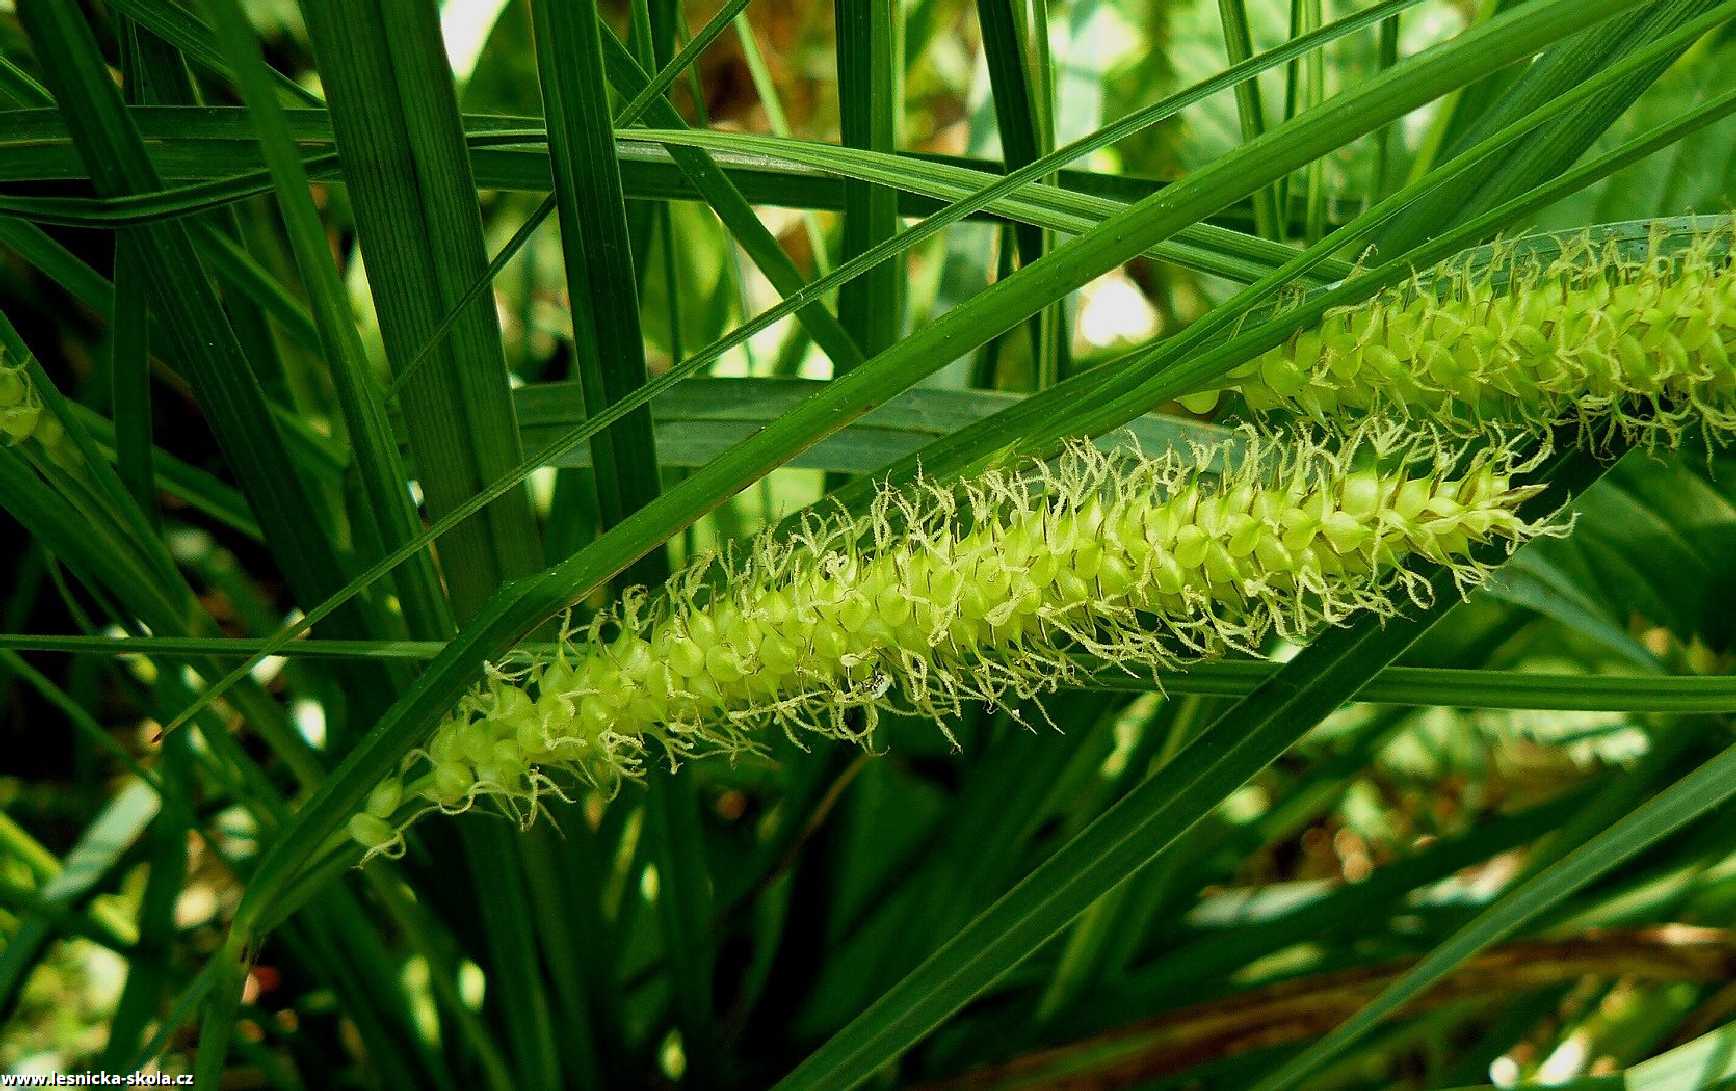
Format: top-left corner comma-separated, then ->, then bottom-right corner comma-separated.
1,404 -> 39,443
460,727 -> 496,766
516,715 -> 546,755
431,761 -> 473,805
0,360 -> 66,456
347,813 -> 397,851
365,780 -> 402,819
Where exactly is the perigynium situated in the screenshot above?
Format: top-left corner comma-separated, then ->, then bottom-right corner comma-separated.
347,425 -> 1558,856
0,351 -> 61,453
1178,224 -> 1735,450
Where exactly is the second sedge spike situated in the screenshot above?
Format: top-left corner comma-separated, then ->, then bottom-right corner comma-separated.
1179,225 -> 1736,450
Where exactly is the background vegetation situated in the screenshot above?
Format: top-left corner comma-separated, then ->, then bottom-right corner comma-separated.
1,0 -> 1734,1088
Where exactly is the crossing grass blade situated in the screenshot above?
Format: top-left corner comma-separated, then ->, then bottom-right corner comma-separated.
514,376 -> 1231,471
107,0 -> 324,106
298,0 -> 546,618
7,633 -> 1736,713
1217,0 -> 1283,239
1380,0 -> 1722,251
532,0 -> 665,544
976,0 -> 1070,385
596,25 -> 867,372
835,0 -> 905,363
0,51 -> 52,106
618,0 -> 753,126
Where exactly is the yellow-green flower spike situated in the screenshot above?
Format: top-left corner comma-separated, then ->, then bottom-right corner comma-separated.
350,427 -> 1557,857
1178,227 -> 1736,450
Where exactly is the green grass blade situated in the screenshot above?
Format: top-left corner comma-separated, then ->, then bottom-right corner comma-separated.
0,52 -> 52,106
189,220 -> 321,352
529,0 -> 672,1076
108,231 -> 156,527
106,0 -> 324,106
457,825 -> 562,1087
531,0 -> 664,543
109,15 -> 159,533
835,0 -> 905,364
65,403 -> 260,538
299,0 -> 545,618
735,12 -> 831,273
1297,0 -> 1326,243
1620,1018 -> 1736,1089
1086,662 -> 1736,713
1217,0 -> 1282,238
515,376 -> 1229,471
1370,10 -> 1401,203
0,103 -> 1269,231
385,0 -> 744,406
618,0 -> 752,126
11,634 -> 1736,713
619,129 -> 1309,281
976,0 -> 1066,384
0,116 -> 1319,285
101,715 -> 190,1068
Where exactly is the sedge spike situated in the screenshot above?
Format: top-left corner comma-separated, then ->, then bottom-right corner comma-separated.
348,427 -> 1558,857
1178,224 -> 1736,451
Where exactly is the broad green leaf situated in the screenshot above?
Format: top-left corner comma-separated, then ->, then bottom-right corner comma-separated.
513,377 -> 1231,471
